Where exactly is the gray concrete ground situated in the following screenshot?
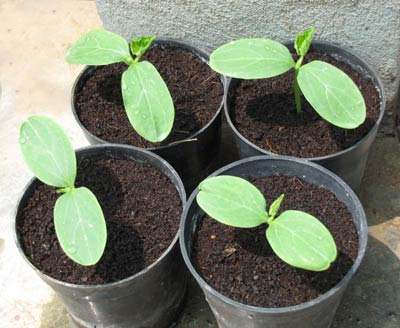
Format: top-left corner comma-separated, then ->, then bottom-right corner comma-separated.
0,1 -> 399,327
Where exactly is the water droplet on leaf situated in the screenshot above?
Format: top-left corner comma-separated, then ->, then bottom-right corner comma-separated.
66,245 -> 77,254
19,137 -> 26,144
122,84 -> 128,90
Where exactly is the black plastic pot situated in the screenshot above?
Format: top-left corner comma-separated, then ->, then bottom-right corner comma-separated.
180,156 -> 368,328
15,144 -> 187,328
71,39 -> 224,194
224,41 -> 386,192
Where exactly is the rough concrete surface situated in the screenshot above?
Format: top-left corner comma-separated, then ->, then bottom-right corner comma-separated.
97,0 -> 400,110
0,1 -> 399,328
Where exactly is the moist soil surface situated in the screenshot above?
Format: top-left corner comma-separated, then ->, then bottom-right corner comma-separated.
75,44 -> 224,147
17,157 -> 182,285
192,176 -> 359,308
230,48 -> 381,158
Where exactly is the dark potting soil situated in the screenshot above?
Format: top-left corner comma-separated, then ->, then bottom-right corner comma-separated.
75,44 -> 224,147
192,176 -> 359,308
230,48 -> 381,157
17,158 -> 182,285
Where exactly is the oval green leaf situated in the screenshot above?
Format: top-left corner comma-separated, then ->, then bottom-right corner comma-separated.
297,60 -> 366,129
197,176 -> 268,228
66,29 -> 132,65
266,210 -> 337,271
19,116 -> 76,188
209,38 -> 295,79
121,61 -> 174,142
54,187 -> 107,266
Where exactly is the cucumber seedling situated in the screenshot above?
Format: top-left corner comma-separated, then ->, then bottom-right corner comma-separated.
19,116 -> 107,266
197,176 -> 337,271
209,27 -> 366,129
66,30 -> 174,143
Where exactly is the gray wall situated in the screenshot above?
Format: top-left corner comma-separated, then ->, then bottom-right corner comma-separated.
97,0 -> 400,109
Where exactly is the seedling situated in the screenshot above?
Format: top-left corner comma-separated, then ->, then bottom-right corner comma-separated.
66,30 -> 174,142
197,176 -> 337,271
19,116 -> 107,266
209,27 -> 366,129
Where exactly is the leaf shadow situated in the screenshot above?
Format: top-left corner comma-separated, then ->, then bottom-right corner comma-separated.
95,221 -> 145,281
96,72 -> 124,106
75,157 -> 145,281
76,157 -> 123,219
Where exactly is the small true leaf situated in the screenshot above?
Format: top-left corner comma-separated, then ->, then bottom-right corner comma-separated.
266,210 -> 337,271
269,194 -> 285,219
19,116 -> 76,188
294,27 -> 315,57
121,61 -> 174,142
66,29 -> 132,65
209,39 -> 295,79
54,187 -> 107,266
197,176 -> 268,228
130,35 -> 155,58
297,60 -> 366,129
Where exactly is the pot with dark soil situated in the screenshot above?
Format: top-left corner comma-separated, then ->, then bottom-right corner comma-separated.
180,155 -> 367,328
16,116 -> 186,328
210,28 -> 385,191
67,30 -> 224,193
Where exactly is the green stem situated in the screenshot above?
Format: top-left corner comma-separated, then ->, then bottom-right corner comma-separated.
56,186 -> 75,194
126,55 -> 142,66
294,56 -> 304,114
125,56 -> 134,66
294,69 -> 302,113
265,214 -> 274,225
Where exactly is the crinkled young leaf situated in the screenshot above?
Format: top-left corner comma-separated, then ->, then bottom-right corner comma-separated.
121,61 -> 174,142
209,39 -> 295,79
269,194 -> 285,219
297,60 -> 366,129
19,116 -> 76,188
266,210 -> 337,271
66,30 -> 132,65
197,176 -> 268,228
130,35 -> 155,58
294,27 -> 315,57
54,187 -> 107,266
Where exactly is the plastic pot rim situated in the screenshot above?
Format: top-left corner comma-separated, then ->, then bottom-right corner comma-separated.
179,155 -> 368,314
71,37 -> 225,150
223,40 -> 386,162
14,143 -> 186,290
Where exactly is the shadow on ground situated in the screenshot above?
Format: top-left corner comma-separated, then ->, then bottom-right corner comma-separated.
332,236 -> 400,327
